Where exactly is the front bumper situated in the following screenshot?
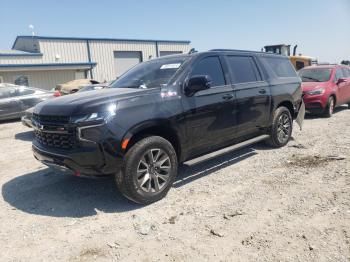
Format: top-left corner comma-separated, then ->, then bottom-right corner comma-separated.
21,115 -> 33,128
303,93 -> 327,113
32,121 -> 125,178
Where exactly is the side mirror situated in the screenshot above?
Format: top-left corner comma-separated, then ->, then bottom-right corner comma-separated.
337,78 -> 347,85
185,75 -> 212,96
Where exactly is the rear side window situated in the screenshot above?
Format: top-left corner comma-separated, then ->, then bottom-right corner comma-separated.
227,56 -> 260,84
261,57 -> 297,78
190,56 -> 225,87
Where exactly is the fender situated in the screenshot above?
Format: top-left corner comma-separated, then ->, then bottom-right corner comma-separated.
121,118 -> 183,159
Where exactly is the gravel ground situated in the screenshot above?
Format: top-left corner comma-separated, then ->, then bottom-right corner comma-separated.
0,107 -> 349,262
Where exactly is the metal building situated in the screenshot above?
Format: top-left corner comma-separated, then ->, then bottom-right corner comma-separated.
0,36 -> 191,89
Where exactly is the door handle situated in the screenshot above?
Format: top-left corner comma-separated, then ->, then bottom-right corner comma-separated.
222,94 -> 234,100
258,89 -> 266,94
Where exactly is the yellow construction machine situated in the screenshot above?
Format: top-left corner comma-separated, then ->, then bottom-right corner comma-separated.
263,44 -> 317,70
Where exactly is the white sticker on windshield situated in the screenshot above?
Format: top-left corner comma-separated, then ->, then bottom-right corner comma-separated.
160,63 -> 181,70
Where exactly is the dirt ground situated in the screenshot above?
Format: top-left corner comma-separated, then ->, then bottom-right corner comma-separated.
0,107 -> 349,262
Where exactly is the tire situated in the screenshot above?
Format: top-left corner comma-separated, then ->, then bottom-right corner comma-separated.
348,103 -> 350,109
115,136 -> 178,204
267,106 -> 293,148
323,96 -> 335,118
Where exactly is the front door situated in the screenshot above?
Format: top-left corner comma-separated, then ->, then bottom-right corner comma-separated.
341,67 -> 350,103
181,56 -> 236,159
334,68 -> 348,105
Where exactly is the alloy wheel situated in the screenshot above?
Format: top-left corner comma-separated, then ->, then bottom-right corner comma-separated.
277,113 -> 291,144
329,98 -> 334,115
136,148 -> 171,193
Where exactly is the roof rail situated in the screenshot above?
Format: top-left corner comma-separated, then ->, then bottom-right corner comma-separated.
209,49 -> 278,55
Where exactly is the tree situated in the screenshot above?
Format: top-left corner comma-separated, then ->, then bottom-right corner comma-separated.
341,60 -> 350,65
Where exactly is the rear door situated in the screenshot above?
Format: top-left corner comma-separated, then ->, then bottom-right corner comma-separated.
182,55 -> 236,158
16,87 -> 43,112
225,55 -> 271,137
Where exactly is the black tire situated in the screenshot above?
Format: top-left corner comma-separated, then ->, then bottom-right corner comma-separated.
348,103 -> 350,109
115,136 -> 178,204
323,96 -> 335,118
267,106 -> 293,148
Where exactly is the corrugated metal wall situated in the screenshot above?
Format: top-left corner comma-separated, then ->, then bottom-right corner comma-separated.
158,42 -> 190,53
0,70 -> 76,89
89,41 -> 190,81
89,41 -> 156,81
0,37 -> 191,86
39,39 -> 89,63
0,56 -> 43,65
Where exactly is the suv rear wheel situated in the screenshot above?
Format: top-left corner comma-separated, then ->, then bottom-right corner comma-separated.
323,96 -> 335,118
267,106 -> 293,148
115,136 -> 178,204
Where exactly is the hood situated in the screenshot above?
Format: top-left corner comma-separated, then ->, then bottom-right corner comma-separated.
34,87 -> 159,116
301,82 -> 329,93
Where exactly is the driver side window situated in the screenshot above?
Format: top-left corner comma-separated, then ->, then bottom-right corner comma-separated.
190,56 -> 226,87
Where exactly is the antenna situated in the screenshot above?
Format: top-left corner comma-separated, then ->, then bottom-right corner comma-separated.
29,24 -> 35,36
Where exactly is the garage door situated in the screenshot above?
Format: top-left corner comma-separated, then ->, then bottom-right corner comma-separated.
114,51 -> 142,77
159,51 -> 183,57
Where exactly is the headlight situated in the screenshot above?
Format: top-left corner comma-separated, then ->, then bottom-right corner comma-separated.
307,88 -> 325,95
72,104 -> 117,124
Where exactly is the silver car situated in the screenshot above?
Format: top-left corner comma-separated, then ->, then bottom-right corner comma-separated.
0,85 -> 54,121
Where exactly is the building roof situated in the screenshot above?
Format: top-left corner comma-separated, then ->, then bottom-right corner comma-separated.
12,35 -> 191,49
0,62 -> 96,72
0,50 -> 42,56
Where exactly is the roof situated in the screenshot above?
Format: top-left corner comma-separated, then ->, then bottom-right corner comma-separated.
302,64 -> 350,70
208,49 -> 284,56
12,35 -> 191,49
0,62 -> 96,71
0,50 -> 42,57
264,44 -> 291,47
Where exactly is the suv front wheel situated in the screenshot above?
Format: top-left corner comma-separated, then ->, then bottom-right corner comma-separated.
115,136 -> 178,204
267,106 -> 293,148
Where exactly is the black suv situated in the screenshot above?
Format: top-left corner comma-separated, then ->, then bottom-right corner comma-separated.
32,50 -> 304,204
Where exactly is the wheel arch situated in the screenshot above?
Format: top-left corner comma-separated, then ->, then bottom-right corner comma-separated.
329,93 -> 337,105
123,120 -> 182,160
276,100 -> 295,118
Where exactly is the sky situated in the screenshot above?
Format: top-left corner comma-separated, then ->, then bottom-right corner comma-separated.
0,0 -> 349,63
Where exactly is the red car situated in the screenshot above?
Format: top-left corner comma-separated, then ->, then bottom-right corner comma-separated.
299,65 -> 350,117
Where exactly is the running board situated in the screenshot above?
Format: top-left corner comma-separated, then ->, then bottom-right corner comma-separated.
184,134 -> 270,166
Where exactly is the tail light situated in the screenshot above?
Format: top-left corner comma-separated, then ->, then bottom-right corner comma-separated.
53,90 -> 61,97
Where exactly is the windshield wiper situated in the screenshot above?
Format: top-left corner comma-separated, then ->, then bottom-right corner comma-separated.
302,76 -> 320,82
115,85 -> 144,89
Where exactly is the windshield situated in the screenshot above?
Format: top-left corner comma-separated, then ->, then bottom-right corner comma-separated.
298,68 -> 332,82
110,57 -> 188,89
